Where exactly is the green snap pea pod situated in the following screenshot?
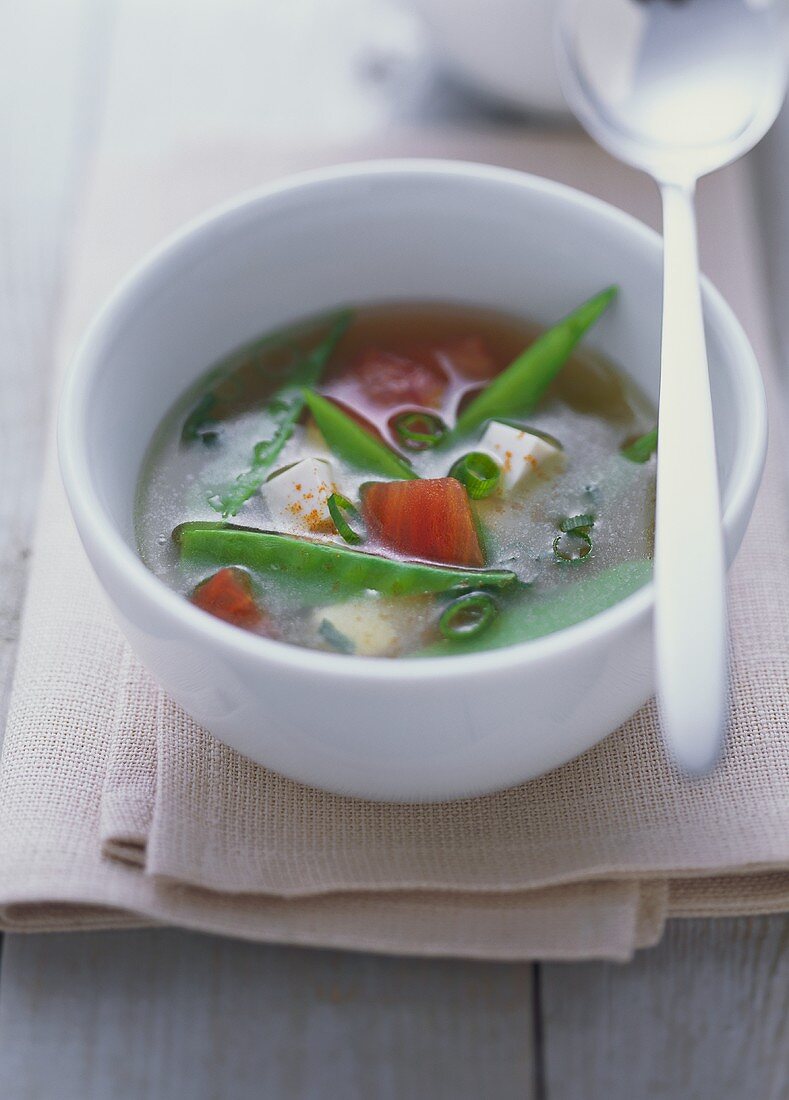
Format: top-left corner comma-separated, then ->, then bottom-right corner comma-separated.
448,286 -> 618,442
302,389 -> 418,480
621,427 -> 658,464
175,522 -> 516,605
209,311 -> 353,517
418,559 -> 652,656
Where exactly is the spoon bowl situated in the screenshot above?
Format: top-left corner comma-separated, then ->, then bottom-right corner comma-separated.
556,0 -> 786,773
557,0 -> 787,183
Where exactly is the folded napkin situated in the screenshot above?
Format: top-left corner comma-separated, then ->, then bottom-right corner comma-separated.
0,131 -> 787,961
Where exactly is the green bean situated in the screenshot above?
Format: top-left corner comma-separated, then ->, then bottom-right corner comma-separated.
621,427 -> 658,464
418,559 -> 651,656
175,522 -> 516,604
208,311 -> 352,517
302,389 -> 418,480
448,286 -> 618,441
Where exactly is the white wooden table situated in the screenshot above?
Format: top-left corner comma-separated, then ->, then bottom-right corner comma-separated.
0,4 -> 786,1096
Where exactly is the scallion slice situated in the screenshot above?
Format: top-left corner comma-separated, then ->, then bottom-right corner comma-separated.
439,591 -> 498,640
327,492 -> 364,545
560,514 -> 594,533
449,452 -> 501,499
553,531 -> 593,563
318,619 -> 356,654
393,411 -> 448,451
554,513 -> 594,563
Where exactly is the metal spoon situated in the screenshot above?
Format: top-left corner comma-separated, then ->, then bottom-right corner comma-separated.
555,0 -> 786,772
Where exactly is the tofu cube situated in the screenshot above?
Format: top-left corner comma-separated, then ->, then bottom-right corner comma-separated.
479,421 -> 560,493
264,457 -> 337,535
313,599 -> 401,658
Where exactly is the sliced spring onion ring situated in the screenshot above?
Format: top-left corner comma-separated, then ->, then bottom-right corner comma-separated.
553,531 -> 593,563
554,513 -> 594,563
449,452 -> 501,499
393,411 -> 448,450
560,514 -> 594,533
327,492 -> 364,545
439,591 -> 498,640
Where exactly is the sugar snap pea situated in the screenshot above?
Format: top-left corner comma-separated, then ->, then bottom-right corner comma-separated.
208,311 -> 352,517
302,389 -> 418,480
175,522 -> 516,605
621,427 -> 658,464
448,286 -> 618,441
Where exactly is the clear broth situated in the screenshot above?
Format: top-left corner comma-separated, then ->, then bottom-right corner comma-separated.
136,302 -> 656,657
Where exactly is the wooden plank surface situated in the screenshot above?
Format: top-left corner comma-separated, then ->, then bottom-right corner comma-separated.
0,5 -> 539,1098
0,2 -> 786,1098
536,108 -> 789,1100
541,916 -> 789,1100
0,930 -> 535,1100
0,0 -> 114,741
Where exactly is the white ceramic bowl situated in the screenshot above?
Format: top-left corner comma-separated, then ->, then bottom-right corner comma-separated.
59,160 -> 766,801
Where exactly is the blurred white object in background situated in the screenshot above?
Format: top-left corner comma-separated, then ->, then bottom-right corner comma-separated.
405,0 -> 569,114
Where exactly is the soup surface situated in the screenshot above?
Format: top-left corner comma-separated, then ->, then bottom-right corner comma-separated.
136,298 -> 657,658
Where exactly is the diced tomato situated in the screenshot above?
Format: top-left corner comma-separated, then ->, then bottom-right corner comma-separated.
346,348 -> 448,409
432,336 -> 497,381
191,568 -> 269,632
362,478 -> 484,568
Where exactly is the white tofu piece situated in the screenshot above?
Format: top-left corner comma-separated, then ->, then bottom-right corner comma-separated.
313,599 -> 401,657
479,421 -> 560,493
264,457 -> 337,535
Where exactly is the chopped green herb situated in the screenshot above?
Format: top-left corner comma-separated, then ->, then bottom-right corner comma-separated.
318,619 -> 356,654
208,310 -> 352,517
449,452 -> 501,499
393,411 -> 447,450
327,492 -> 364,545
439,592 -> 498,640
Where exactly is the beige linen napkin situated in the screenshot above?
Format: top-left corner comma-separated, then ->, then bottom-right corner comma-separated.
0,131 -> 787,960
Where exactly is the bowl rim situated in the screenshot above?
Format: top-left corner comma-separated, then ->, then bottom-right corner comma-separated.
58,157 -> 767,684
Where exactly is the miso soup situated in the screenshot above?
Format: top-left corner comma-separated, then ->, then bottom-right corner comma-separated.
136,293 -> 657,658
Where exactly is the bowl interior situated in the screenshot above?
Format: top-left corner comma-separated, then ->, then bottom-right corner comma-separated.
71,163 -> 757,556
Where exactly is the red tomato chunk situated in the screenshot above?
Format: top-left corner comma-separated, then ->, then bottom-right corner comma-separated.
191,568 -> 267,631
348,348 -> 448,408
362,478 -> 484,568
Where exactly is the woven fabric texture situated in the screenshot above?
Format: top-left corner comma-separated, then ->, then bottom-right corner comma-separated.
0,131 -> 786,960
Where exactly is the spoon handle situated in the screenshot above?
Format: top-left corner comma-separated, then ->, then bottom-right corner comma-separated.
655,181 -> 728,774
